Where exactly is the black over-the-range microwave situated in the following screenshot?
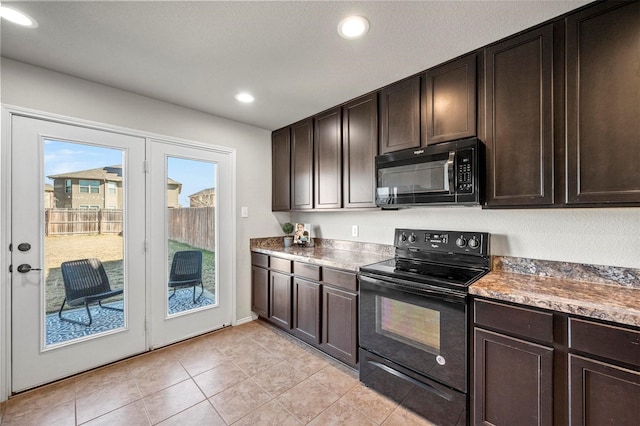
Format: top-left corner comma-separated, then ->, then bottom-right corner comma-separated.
375,137 -> 483,208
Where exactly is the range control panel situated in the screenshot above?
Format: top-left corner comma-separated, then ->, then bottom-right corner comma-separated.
395,228 -> 489,256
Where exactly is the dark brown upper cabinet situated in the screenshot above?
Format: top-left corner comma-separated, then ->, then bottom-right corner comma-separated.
271,127 -> 291,211
485,24 -> 555,207
379,76 -> 421,154
565,0 -> 640,206
290,118 -> 314,210
343,93 -> 378,208
314,107 -> 342,209
424,53 -> 477,145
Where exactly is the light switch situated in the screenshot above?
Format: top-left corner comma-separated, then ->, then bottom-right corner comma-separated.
241,207 -> 248,218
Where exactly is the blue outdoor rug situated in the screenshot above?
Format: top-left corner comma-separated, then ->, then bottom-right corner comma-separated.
46,288 -> 214,345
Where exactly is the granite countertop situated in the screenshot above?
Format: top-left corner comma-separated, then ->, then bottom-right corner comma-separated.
470,258 -> 640,328
250,237 -> 393,272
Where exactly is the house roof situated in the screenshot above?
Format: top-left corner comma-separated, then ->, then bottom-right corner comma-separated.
189,188 -> 215,198
49,165 -> 181,186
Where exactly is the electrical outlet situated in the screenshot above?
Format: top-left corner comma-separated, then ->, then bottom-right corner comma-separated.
352,225 -> 359,237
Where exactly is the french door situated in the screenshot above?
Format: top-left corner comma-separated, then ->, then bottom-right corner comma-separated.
9,114 -> 232,393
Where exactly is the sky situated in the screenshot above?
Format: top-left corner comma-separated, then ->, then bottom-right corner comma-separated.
44,140 -> 216,207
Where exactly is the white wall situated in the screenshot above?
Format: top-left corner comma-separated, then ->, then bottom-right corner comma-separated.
293,206 -> 640,269
0,58 -> 283,322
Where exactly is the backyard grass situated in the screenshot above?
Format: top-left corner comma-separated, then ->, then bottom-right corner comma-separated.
45,235 -> 215,313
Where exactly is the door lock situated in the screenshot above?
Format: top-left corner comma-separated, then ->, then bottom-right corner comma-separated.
16,264 -> 42,273
17,243 -> 31,252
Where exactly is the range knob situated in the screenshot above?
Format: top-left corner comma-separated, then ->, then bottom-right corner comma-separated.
456,236 -> 467,248
400,233 -> 408,242
468,237 -> 480,249
408,233 -> 417,243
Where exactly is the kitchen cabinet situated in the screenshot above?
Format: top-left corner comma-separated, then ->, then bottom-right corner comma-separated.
379,76 -> 421,154
424,53 -> 477,145
292,277 -> 321,344
250,252 -> 359,367
485,24 -> 555,207
473,300 -> 554,425
567,317 -> 640,426
314,107 -> 342,209
269,270 -> 292,329
342,93 -> 378,208
291,118 -> 314,210
565,0 -> 640,205
473,298 -> 640,426
271,127 -> 291,211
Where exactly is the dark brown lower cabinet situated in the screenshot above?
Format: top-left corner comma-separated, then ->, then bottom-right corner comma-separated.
474,329 -> 553,426
269,271 -> 292,329
292,277 -> 321,344
568,355 -> 640,426
321,285 -> 358,366
251,265 -> 269,318
473,298 -> 640,426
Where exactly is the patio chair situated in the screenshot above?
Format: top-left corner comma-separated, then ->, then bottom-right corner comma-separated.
169,250 -> 203,303
59,258 -> 124,326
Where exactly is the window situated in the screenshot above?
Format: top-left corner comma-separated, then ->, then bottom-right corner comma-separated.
65,179 -> 71,193
79,179 -> 99,193
108,182 -> 117,194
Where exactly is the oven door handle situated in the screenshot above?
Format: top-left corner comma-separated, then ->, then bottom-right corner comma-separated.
368,361 -> 455,402
359,274 -> 467,304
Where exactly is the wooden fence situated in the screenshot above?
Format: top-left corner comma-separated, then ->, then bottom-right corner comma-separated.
45,208 -> 123,236
45,207 -> 215,251
167,207 -> 215,252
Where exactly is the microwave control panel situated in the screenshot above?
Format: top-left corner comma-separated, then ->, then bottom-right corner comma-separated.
456,149 -> 474,193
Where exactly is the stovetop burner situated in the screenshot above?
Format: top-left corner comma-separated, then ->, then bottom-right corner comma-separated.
359,228 -> 490,292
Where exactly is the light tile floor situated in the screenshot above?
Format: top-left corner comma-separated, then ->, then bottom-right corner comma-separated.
0,320 -> 434,425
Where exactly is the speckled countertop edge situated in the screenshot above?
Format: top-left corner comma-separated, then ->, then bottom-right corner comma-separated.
470,271 -> 640,328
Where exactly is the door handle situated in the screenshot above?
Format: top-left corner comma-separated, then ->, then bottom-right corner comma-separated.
16,264 -> 43,273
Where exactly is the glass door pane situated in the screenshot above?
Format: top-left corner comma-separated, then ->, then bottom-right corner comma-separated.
166,157 -> 216,315
44,140 -> 126,345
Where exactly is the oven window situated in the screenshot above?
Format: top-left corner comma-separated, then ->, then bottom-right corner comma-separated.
375,295 -> 440,353
378,159 -> 449,195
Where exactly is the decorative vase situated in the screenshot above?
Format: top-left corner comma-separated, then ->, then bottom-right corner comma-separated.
284,236 -> 293,247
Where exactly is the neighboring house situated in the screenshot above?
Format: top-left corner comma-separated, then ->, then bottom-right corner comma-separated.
48,165 -> 182,209
44,184 -> 55,209
188,187 -> 215,207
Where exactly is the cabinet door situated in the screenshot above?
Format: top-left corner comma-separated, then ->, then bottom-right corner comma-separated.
291,118 -> 314,210
293,277 -> 321,344
271,127 -> 291,211
251,266 -> 269,318
379,76 -> 421,153
269,271 -> 292,329
425,54 -> 477,145
321,286 -> 357,366
485,24 -> 554,207
474,328 -> 553,426
569,354 -> 640,426
314,107 -> 342,209
566,1 -> 640,205
342,93 -> 378,208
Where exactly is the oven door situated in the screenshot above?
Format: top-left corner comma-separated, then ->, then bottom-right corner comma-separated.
359,273 -> 468,392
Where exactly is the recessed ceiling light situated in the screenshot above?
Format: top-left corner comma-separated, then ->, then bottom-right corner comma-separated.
235,92 -> 255,103
0,6 -> 38,28
337,16 -> 369,39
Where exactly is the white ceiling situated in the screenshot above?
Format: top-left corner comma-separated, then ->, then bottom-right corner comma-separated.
1,1 -> 592,131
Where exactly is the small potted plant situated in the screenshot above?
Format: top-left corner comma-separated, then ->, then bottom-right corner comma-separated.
282,222 -> 294,247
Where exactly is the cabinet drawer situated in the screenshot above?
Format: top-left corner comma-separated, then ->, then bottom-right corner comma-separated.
474,299 -> 553,344
251,252 -> 268,268
569,318 -> 640,367
322,268 -> 357,292
294,261 -> 321,281
270,256 -> 292,274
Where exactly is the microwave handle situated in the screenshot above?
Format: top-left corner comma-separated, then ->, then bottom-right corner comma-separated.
446,151 -> 455,194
